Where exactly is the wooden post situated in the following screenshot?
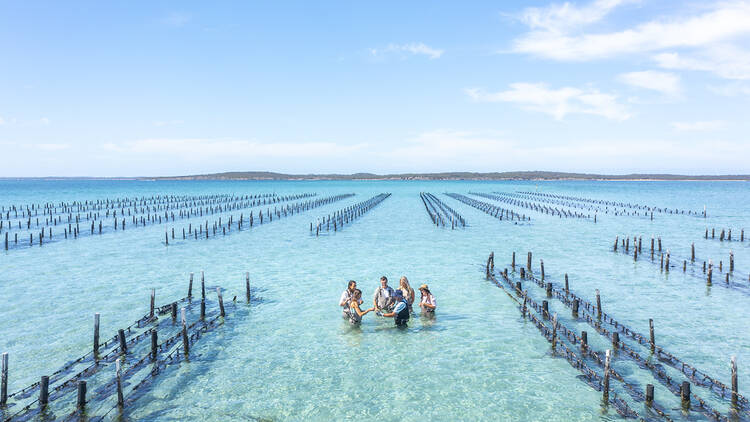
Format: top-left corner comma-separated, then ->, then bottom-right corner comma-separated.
731,356 -> 738,406
188,273 -> 193,299
546,282 -> 552,298
603,350 -> 611,401
730,251 -> 734,272
39,375 -> 49,407
512,251 -> 516,269
1,353 -> 7,406
564,274 -> 569,296
246,272 -> 251,303
200,299 -> 206,320
649,319 -> 655,352
540,259 -> 545,281
151,329 -> 158,360
596,289 -> 602,319
150,289 -> 155,319
93,313 -> 100,356
612,332 -> 619,348
118,329 -> 127,353
645,384 -> 654,407
527,252 -> 531,272
680,381 -> 690,408
665,250 -> 670,272
707,260 -> 713,285
521,291 -> 527,317
614,236 -> 618,251
201,271 -> 205,299
217,287 -> 225,317
551,313 -> 557,350
181,307 -> 189,357
691,243 -> 695,262
171,302 -> 177,321
572,299 -> 579,317
116,359 -> 124,408
77,380 -> 86,410
581,331 -> 588,351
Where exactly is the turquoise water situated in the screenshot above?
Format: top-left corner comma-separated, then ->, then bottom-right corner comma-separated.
0,180 -> 748,421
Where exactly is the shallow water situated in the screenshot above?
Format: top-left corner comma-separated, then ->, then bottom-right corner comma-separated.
0,179 -> 748,421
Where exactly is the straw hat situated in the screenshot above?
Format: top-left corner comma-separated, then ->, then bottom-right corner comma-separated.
419,284 -> 429,291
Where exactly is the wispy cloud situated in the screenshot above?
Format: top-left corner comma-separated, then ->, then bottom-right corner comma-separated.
512,1 -> 750,62
671,120 -> 725,131
162,12 -> 191,28
369,42 -> 444,60
618,70 -> 681,95
517,0 -> 634,32
466,83 -> 630,120
654,45 -> 750,80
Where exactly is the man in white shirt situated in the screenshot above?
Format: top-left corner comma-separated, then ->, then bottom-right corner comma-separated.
373,276 -> 395,312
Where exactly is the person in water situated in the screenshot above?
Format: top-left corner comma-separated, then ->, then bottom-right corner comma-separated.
419,284 -> 436,313
381,289 -> 410,327
339,280 -> 360,318
398,276 -> 415,313
348,289 -> 374,325
373,276 -> 395,312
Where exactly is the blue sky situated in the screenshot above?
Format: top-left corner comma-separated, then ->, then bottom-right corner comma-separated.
1,0 -> 749,176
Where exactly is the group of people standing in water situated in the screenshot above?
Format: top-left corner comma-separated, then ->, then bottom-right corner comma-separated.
338,276 -> 436,327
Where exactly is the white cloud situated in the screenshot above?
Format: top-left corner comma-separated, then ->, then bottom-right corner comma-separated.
618,70 -> 681,95
369,42 -> 444,60
466,83 -> 630,120
512,2 -> 750,61
518,0 -> 634,32
671,120 -> 725,131
0,117 -> 5,125
654,45 -> 750,80
39,117 -> 50,125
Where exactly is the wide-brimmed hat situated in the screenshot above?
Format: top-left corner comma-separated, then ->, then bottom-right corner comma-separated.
419,284 -> 429,291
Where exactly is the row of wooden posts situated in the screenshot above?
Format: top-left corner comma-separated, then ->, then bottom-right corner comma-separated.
518,190 -> 706,217
706,227 -> 745,242
485,252 -> 743,419
167,193 -> 356,244
1,193 -> 278,219
445,193 -> 528,222
471,191 -> 593,220
311,193 -> 391,235
418,192 -> 466,229
2,193 -> 318,251
614,235 -> 750,286
0,272 -> 253,420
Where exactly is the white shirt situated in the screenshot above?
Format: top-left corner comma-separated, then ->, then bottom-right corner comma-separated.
420,294 -> 436,308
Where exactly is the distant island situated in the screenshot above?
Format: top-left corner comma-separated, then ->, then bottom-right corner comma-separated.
141,171 -> 750,181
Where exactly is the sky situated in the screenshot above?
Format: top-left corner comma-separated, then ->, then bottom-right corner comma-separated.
1,0 -> 750,177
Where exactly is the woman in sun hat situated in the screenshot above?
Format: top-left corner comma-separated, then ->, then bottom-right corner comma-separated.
418,284 -> 436,313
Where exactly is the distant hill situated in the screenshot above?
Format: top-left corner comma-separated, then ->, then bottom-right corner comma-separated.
143,171 -> 750,181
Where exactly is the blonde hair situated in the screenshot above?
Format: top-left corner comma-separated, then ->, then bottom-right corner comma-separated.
399,276 -> 414,302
